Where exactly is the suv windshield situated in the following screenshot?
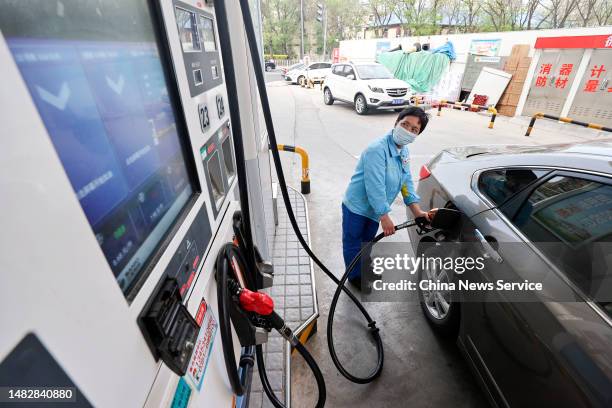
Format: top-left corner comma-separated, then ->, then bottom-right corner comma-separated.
356,64 -> 394,80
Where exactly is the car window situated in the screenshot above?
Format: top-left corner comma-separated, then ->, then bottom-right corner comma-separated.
309,63 -> 320,70
355,64 -> 394,79
320,63 -> 331,68
478,168 -> 547,208
514,175 -> 612,317
332,65 -> 345,76
343,65 -> 355,77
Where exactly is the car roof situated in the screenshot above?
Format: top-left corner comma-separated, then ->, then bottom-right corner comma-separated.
435,139 -> 612,183
445,139 -> 612,160
332,62 -> 381,66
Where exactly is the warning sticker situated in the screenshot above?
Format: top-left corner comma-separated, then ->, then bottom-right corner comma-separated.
186,298 -> 218,391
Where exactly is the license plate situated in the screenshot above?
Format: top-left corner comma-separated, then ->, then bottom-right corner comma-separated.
392,99 -> 404,105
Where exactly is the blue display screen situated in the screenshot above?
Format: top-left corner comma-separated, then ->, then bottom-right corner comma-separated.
7,38 -> 195,294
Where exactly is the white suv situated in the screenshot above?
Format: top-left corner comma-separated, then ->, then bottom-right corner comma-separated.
323,62 -> 413,115
285,62 -> 332,85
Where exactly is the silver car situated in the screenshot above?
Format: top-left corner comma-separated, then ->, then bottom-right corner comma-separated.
408,140 -> 612,407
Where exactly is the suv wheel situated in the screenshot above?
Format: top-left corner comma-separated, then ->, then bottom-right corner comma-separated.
323,88 -> 334,105
265,65 -> 272,72
298,75 -> 305,87
354,94 -> 368,115
417,242 -> 460,337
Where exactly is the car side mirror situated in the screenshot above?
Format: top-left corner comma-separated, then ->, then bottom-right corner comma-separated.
430,208 -> 461,230
347,74 -> 355,80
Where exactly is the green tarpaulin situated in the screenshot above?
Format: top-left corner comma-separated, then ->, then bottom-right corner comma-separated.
377,50 -> 450,93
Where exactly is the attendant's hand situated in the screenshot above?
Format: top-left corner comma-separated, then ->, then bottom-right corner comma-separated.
380,213 -> 395,236
427,208 -> 439,222
412,209 -> 431,222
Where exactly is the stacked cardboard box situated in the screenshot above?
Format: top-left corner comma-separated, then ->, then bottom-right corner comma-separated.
497,45 -> 531,116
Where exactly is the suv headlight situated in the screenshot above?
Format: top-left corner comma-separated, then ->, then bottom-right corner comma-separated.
368,85 -> 384,93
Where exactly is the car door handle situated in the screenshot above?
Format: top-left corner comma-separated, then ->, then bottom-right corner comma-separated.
474,229 -> 503,263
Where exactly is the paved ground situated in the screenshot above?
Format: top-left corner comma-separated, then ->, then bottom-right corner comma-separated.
263,71 -> 606,408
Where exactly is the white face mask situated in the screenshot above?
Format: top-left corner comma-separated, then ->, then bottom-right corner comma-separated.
392,125 -> 417,145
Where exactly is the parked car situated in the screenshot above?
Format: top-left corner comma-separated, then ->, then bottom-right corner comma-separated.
323,62 -> 414,115
407,140 -> 612,408
304,62 -> 332,85
265,59 -> 276,72
281,62 -> 304,76
284,61 -> 331,86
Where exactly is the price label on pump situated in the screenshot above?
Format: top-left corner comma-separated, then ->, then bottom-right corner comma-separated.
186,298 -> 218,391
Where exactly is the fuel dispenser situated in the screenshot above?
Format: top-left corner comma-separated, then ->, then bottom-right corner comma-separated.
0,0 -> 274,407
0,1 -> 461,407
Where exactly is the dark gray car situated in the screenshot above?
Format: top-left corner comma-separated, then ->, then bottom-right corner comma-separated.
408,140 -> 612,408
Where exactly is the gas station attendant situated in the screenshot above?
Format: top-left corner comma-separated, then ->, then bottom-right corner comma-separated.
342,107 -> 435,288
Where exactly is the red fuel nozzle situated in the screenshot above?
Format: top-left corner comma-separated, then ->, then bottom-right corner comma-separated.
238,288 -> 274,316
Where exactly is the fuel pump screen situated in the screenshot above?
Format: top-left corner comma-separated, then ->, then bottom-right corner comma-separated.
1,0 -> 197,296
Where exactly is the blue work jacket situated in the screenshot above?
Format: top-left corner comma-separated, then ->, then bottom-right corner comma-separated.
342,131 -> 420,222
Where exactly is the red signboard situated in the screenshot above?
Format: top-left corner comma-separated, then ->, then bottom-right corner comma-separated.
332,48 -> 340,63
535,34 -> 612,49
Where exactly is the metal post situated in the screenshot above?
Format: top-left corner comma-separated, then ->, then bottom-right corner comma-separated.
488,107 -> 497,129
322,7 -> 327,60
300,0 -> 304,59
276,144 -> 311,194
525,113 -> 541,136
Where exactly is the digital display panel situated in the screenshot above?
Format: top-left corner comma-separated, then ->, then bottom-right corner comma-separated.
200,16 -> 217,51
175,7 -> 201,53
1,0 -> 196,296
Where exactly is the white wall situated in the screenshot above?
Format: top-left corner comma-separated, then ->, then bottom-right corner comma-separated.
340,26 -> 612,63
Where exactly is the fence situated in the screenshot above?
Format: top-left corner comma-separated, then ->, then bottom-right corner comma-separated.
525,113 -> 612,137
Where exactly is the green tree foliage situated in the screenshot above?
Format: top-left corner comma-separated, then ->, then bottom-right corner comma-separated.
261,0 -> 612,57
262,0 -> 301,57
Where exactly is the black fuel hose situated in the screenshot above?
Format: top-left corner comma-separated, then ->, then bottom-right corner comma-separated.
327,221 -> 417,380
214,3 -> 326,405
216,243 -> 249,396
256,341 -> 326,408
237,0 -> 384,384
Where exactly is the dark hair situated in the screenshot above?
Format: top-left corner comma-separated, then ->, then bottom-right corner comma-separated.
395,107 -> 429,133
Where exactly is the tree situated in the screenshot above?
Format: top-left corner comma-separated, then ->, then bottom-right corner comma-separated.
592,0 -> 612,25
538,0 -> 579,28
261,0 -> 300,57
369,0 -> 397,37
459,0 -> 482,32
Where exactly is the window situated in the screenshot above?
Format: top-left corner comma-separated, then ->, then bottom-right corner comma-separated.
515,175 -> 612,317
343,65 -> 355,78
309,63 -> 320,70
356,64 -> 394,80
332,65 -> 345,76
320,63 -> 332,68
478,168 -> 546,207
